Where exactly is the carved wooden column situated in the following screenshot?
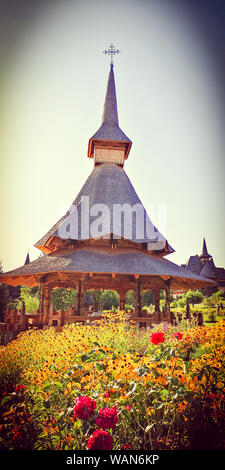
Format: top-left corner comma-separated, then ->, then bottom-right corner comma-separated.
154,288 -> 160,311
153,288 -> 161,321
165,287 -> 170,315
20,299 -> 26,330
77,280 -> 85,316
39,280 -> 44,313
119,291 -> 126,311
44,286 -> 51,313
43,285 -> 51,324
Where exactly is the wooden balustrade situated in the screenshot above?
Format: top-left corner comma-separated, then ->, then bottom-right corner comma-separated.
2,307 -> 203,337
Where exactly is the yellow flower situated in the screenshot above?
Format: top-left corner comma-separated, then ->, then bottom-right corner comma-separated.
147,407 -> 154,416
177,401 -> 188,413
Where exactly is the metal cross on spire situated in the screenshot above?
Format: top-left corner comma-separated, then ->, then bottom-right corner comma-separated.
102,43 -> 121,68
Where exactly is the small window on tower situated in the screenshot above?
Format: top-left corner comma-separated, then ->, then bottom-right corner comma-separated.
94,147 -> 124,164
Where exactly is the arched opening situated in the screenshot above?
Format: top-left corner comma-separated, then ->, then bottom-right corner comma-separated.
142,289 -> 154,314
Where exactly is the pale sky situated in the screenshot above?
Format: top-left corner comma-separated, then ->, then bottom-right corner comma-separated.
0,0 -> 225,272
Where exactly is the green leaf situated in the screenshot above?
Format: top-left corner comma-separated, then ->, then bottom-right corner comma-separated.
145,423 -> 155,433
161,389 -> 169,400
154,401 -> 164,409
169,348 -> 175,357
43,380 -> 51,390
81,353 -> 89,362
95,362 -> 106,372
126,382 -> 137,397
54,381 -> 63,389
98,349 -> 107,355
1,395 -> 12,406
43,399 -> 50,409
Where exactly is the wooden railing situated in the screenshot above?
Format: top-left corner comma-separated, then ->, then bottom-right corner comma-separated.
1,308 -> 203,336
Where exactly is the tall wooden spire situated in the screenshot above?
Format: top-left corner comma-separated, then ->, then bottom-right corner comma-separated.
24,252 -> 30,265
88,62 -> 132,165
200,237 -> 212,261
101,64 -> 119,126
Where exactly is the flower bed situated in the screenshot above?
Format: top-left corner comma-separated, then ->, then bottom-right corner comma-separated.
0,313 -> 224,450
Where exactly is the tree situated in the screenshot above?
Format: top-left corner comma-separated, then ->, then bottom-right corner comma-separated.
125,291 -> 134,306
100,290 -> 119,310
18,286 -> 39,313
177,297 -> 186,308
142,290 -> 154,306
205,290 -> 225,308
184,290 -> 204,307
50,288 -> 76,311
0,261 -> 10,322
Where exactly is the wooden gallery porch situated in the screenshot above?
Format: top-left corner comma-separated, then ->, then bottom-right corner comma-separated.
2,269 -> 204,335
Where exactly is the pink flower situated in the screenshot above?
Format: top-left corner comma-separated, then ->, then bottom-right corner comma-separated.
150,332 -> 165,345
73,395 -> 96,421
173,332 -> 183,340
96,407 -> 118,429
88,429 -> 113,450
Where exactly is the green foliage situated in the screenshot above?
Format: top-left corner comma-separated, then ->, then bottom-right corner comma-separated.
205,290 -> 225,308
125,290 -> 134,306
0,261 -> 11,321
100,290 -> 119,310
177,290 -> 204,308
50,288 -> 76,311
177,298 -> 186,308
184,290 -> 204,307
142,290 -> 154,306
17,286 -> 39,313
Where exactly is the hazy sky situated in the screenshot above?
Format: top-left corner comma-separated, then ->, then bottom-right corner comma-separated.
0,0 -> 225,272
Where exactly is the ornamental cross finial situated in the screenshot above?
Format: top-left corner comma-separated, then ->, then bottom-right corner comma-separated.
102,43 -> 121,68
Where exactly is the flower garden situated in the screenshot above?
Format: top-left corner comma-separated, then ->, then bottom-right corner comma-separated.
0,313 -> 224,450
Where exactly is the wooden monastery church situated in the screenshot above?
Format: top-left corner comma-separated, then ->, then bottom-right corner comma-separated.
0,48 -> 214,333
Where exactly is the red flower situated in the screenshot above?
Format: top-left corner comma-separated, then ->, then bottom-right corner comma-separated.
14,385 -> 25,393
150,332 -> 165,345
12,426 -> 23,442
12,431 -> 22,442
103,389 -> 111,399
173,332 -> 183,340
73,395 -> 96,421
103,388 -> 116,399
96,407 -> 118,430
88,429 -> 113,450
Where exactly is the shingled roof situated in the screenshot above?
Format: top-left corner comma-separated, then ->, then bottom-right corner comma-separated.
35,163 -> 174,253
185,255 -> 202,275
0,246 -> 215,289
200,260 -> 216,279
